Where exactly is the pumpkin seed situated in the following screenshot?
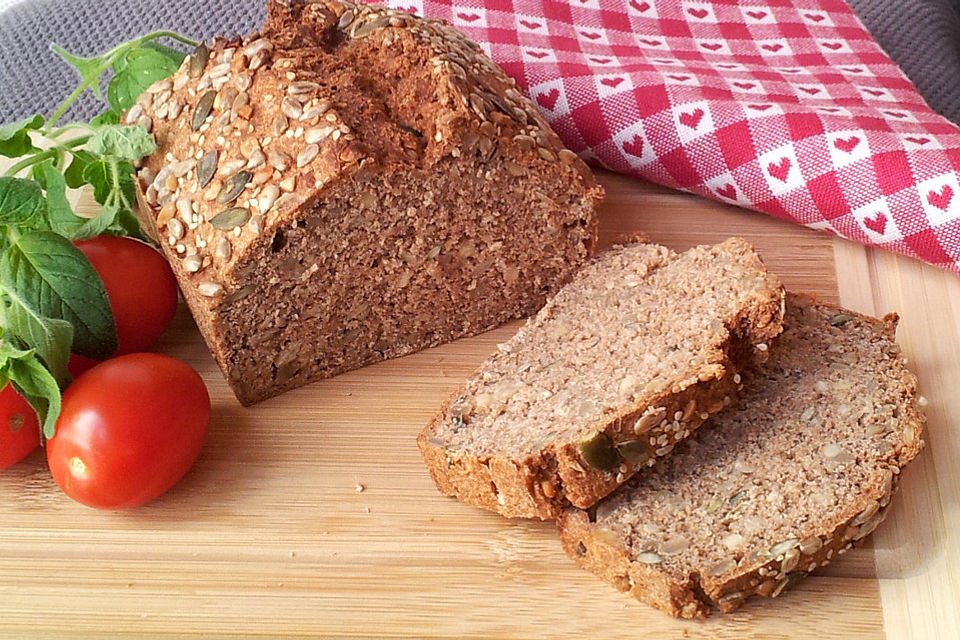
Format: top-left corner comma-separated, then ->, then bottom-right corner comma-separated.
616,440 -> 649,465
210,207 -> 251,230
828,313 -> 854,327
197,150 -> 218,188
192,90 -> 216,130
578,431 -> 619,472
189,42 -> 209,78
217,171 -> 252,204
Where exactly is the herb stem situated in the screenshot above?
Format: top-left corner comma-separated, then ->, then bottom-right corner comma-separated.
46,30 -> 198,128
3,137 -> 90,177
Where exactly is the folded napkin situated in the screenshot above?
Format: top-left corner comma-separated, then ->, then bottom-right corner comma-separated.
381,0 -> 960,274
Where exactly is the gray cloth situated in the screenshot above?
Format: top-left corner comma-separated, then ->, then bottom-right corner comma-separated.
0,0 -> 264,123
847,0 -> 960,126
1,0 -> 960,126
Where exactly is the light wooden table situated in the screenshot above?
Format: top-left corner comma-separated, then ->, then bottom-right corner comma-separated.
0,172 -> 957,639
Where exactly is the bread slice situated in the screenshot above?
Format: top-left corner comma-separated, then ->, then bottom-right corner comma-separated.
557,294 -> 925,618
133,0 -> 602,405
418,238 -> 785,519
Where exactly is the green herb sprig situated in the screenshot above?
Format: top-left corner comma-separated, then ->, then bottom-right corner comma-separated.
0,30 -> 195,436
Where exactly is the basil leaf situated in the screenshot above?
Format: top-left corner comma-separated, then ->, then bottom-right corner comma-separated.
107,48 -> 179,113
82,157 -> 137,208
51,45 -> 107,99
0,288 -> 73,387
90,110 -> 120,127
0,177 -> 46,226
143,41 -> 187,66
71,203 -> 121,241
87,124 -> 156,160
37,160 -> 77,235
63,149 -> 94,189
0,114 -> 44,158
0,231 -> 117,359
0,344 -> 63,438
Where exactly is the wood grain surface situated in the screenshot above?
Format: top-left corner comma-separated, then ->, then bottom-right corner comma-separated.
0,172 -> 956,639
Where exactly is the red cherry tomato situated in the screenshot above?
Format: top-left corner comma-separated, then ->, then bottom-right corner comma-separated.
0,385 -> 40,469
46,353 -> 210,509
67,353 -> 100,378
75,236 -> 179,356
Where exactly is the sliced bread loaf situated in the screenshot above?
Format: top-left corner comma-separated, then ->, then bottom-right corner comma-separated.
418,238 -> 785,519
557,294 -> 925,618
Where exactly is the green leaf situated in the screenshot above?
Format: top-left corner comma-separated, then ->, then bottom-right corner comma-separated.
86,124 -> 156,160
36,160 -> 82,236
0,231 -> 117,359
51,45 -> 108,99
89,110 -> 120,127
0,114 -> 44,158
113,208 -> 147,240
72,204 -> 121,241
0,291 -> 73,387
143,41 -> 187,66
0,343 -> 63,438
0,177 -> 46,226
63,149 -> 94,189
107,48 -> 179,113
82,157 -> 137,209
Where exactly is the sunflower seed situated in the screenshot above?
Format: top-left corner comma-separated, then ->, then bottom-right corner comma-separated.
338,9 -> 355,29
182,255 -> 202,273
192,90 -> 216,130
798,536 -> 823,555
198,281 -> 223,297
210,207 -> 251,230
189,42 -> 209,78
288,80 -> 320,95
296,144 -> 319,167
537,147 -> 557,162
246,149 -> 266,170
243,38 -> 273,58
271,113 -> 289,138
224,283 -> 255,304
708,558 -> 737,576
175,197 -> 193,222
197,150 -> 218,188
215,236 -> 231,260
304,125 -> 334,144
301,100 -> 331,121
282,96 -> 303,119
637,552 -> 663,565
218,158 -> 247,177
722,533 -> 743,550
167,218 -> 184,240
267,150 -> 291,172
781,548 -> 800,573
217,171 -> 252,204
717,591 -> 743,606
235,71 -> 252,92
259,184 -> 280,212
207,62 -> 231,79
853,500 -> 880,526
769,538 -> 799,557
660,536 -> 689,554
352,15 -> 391,38
125,103 -> 144,124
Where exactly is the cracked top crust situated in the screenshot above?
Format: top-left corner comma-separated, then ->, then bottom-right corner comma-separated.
132,0 -> 594,305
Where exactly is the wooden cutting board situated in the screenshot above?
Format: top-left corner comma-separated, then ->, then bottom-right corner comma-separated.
1,172 -> 958,640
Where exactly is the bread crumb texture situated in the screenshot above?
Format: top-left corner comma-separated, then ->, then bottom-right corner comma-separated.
557,294 -> 925,618
419,238 -> 785,519
132,0 -> 602,404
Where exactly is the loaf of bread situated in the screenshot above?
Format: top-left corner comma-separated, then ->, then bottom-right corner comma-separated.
419,238 -> 785,519
132,0 -> 602,404
557,295 -> 925,618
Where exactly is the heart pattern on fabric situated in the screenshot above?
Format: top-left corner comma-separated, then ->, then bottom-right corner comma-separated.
386,0 -> 960,273
768,157 -> 792,181
536,88 -> 560,110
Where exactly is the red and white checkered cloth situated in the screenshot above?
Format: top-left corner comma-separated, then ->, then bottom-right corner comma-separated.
382,0 -> 960,274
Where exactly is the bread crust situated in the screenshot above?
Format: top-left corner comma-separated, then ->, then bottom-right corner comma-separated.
418,239 -> 786,519
556,295 -> 926,617
132,0 -> 602,405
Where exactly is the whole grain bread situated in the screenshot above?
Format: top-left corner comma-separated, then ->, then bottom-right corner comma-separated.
132,0 -> 602,405
557,294 -> 925,618
418,238 -> 785,520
